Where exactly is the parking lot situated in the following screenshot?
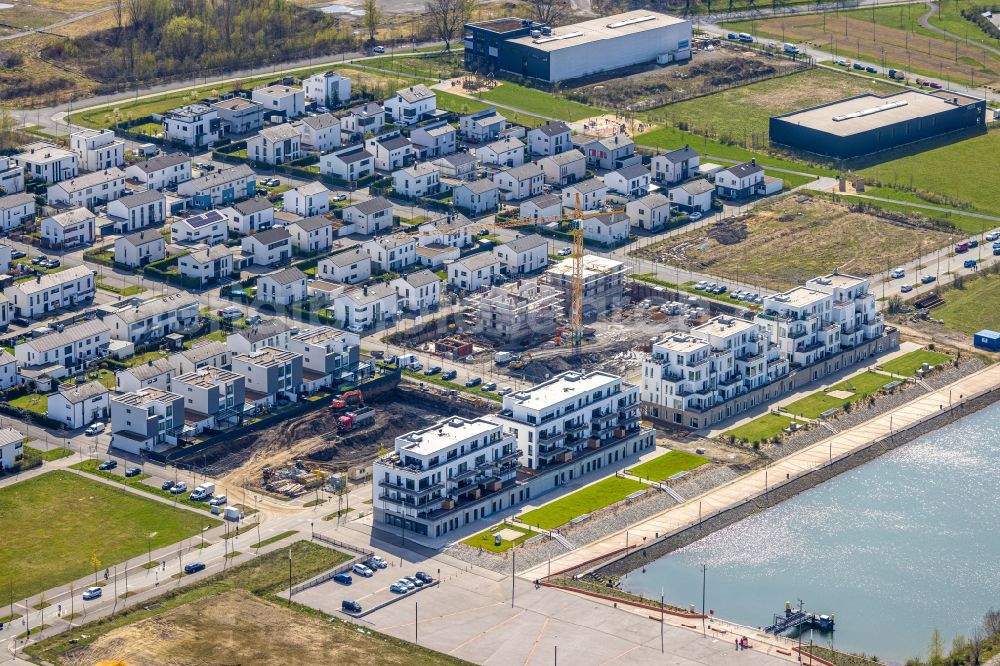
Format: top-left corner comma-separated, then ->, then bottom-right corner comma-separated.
294,558 -> 440,617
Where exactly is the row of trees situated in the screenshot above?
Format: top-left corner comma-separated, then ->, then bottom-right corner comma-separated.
904,609 -> 1000,666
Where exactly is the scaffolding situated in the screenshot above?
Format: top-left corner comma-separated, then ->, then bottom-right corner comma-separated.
464,279 -> 563,344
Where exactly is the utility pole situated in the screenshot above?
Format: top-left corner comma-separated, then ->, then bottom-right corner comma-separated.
511,549 -> 516,608
415,601 -> 419,645
701,564 -> 707,636
660,588 -> 665,653
288,546 -> 293,606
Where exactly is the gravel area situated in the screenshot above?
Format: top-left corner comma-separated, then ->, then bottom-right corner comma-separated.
668,465 -> 739,499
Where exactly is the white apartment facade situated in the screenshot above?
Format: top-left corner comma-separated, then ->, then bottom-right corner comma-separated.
70,129 -> 126,171
162,105 -> 221,148
7,266 -> 95,318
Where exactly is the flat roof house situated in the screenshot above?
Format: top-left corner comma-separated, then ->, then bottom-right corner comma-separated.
287,326 -> 361,388
303,70 -> 351,109
211,96 -> 265,135
13,142 -> 77,184
232,346 -> 303,407
172,367 -> 245,433
162,104 -> 221,148
251,84 -> 306,120
70,128 -> 125,171
110,388 -> 186,455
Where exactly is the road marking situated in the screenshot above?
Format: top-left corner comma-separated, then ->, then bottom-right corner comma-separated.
597,644 -> 641,665
521,616 -> 550,665
447,608 -> 526,655
378,599 -> 504,631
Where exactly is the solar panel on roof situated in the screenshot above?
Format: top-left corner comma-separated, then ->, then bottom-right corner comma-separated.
187,210 -> 225,228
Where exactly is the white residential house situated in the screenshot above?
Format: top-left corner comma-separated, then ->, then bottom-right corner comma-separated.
475,136 -> 524,168
40,207 -> 96,248
171,367 -> 245,433
0,350 -> 16,391
296,114 -> 341,153
385,84 -> 437,125
227,319 -> 291,355
0,193 -> 35,231
169,340 -> 231,375
48,381 -> 108,430
109,388 -> 185,455
391,270 -> 440,312
331,283 -> 399,329
433,152 -> 478,180
651,145 -> 700,184
223,197 -> 274,234
320,145 -> 374,182
340,102 -> 385,139
520,193 -> 562,221
448,252 -> 500,291
125,153 -> 192,191
70,129 -> 126,171
538,149 -> 586,187
251,85 -> 305,119
392,163 -> 440,198
318,247 -> 372,284
576,133 -> 637,170
527,122 -> 572,156
287,327 -> 361,389
715,160 -> 769,199
171,209 -> 227,245
603,164 -> 650,197
106,190 -> 166,233
411,121 -> 456,160
247,124 -> 302,165
232,347 -> 303,406
104,294 -> 199,343
287,215 -> 334,254
416,243 -> 459,269
115,358 -> 175,393
47,168 -> 126,209
0,243 -> 8,275
177,164 -> 255,208
454,179 -> 499,217
283,182 -> 329,217
582,212 -> 630,244
162,104 -> 221,148
341,196 -> 393,236
6,265 -> 95,318
496,234 -> 548,275
303,70 -> 351,108
460,108 -> 507,142
363,234 -> 417,272
417,213 -> 476,249
241,227 -> 292,266
14,319 -> 110,371
0,427 -> 23,470
0,156 -> 25,194
668,178 -> 714,213
493,163 -> 544,202
178,244 -> 236,287
114,230 -> 166,268
211,97 -> 265,135
257,267 -> 308,305
366,133 -> 413,172
13,142 -> 77,184
562,178 -> 607,212
625,193 -> 671,231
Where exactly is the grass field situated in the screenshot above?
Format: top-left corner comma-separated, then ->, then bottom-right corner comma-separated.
462,523 -> 538,552
725,413 -> 796,444
24,446 -> 72,462
363,51 -> 463,79
628,450 -> 709,482
926,0 -> 1000,50
0,471 -> 212,602
835,195 -> 991,235
880,349 -> 952,376
649,68 -> 896,152
518,477 -> 647,531
783,371 -> 895,419
433,89 -> 546,129
933,272 -> 1000,334
8,392 -> 49,415
476,82 -> 603,122
25,541 -> 469,666
72,459 -> 220,514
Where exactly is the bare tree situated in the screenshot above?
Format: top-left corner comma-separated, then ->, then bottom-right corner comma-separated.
426,0 -> 470,52
969,630 -> 984,666
984,608 -> 1000,637
362,0 -> 381,46
526,0 -> 570,24
111,0 -> 125,43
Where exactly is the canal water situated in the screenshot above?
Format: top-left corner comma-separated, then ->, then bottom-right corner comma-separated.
621,402 -> 1000,664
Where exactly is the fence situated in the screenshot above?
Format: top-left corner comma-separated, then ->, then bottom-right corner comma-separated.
289,533 -> 375,594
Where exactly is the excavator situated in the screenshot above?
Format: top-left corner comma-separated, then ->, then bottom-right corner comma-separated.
330,389 -> 364,411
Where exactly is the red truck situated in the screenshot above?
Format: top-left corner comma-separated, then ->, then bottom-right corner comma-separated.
338,407 -> 376,432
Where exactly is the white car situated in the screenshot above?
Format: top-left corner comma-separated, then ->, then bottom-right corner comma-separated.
986,232 -> 999,242
890,268 -> 905,279
346,324 -> 364,333
373,45 -> 385,53
332,193 -> 348,202
82,586 -> 102,600
557,247 -> 572,256
397,578 -> 415,591
352,563 -> 374,577
84,422 -> 105,436
497,386 -> 513,396
689,211 -> 703,221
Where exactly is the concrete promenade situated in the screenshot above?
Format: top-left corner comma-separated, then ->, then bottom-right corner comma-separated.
522,361 -> 1000,580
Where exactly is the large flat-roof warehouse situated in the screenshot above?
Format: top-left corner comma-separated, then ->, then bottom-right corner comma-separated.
769,89 -> 986,159
464,11 -> 691,83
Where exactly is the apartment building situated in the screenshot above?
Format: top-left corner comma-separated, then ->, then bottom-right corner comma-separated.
110,388 -> 185,455
104,294 -> 199,343
7,266 -> 95,318
286,326 -> 361,389
70,129 -> 125,171
172,367 -> 245,433
542,254 -> 626,316
232,346 -> 303,407
162,104 -> 221,148
465,279 -> 561,344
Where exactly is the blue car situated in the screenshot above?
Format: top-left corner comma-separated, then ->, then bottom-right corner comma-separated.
334,572 -> 353,585
184,562 -> 206,574
964,259 -> 977,268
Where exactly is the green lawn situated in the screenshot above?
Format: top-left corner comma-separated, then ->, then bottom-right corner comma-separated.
934,272 -> 1000,334
880,349 -> 952,376
401,369 -> 500,401
96,279 -> 146,297
462,523 -> 538,553
927,0 -> 1000,49
433,90 -> 545,129
628,450 -> 709,482
8,392 -> 49,415
0,471 -> 213,602
183,328 -> 228,349
24,446 -> 72,462
518,477 -> 647,530
477,82 -> 603,122
72,460 -> 220,514
783,371 -> 895,418
124,350 -> 170,367
725,413 -> 796,444
252,530 -> 298,549
363,51 -> 463,79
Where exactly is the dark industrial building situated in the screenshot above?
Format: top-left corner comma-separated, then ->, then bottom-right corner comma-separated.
463,11 -> 691,83
769,90 -> 986,160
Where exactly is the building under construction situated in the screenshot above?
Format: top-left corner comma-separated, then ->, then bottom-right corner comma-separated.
465,279 -> 562,344
543,254 -> 628,319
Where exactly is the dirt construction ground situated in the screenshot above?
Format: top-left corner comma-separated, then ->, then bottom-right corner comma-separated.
63,589 -> 419,666
633,195 -> 956,291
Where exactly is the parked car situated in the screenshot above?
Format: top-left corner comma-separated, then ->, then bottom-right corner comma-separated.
352,563 -> 374,577
853,63 -> 865,70
373,45 -> 385,53
465,377 -> 482,388
31,254 -> 47,264
405,575 -> 425,588
332,193 -> 347,202
397,578 -> 415,591
415,572 -> 433,584
390,582 -> 408,594
124,467 -> 142,477
497,386 -> 513,396
170,481 -> 188,494
441,370 -> 457,381
82,586 -> 102,600
482,382 -> 497,392
97,459 -> 117,471
342,599 -> 362,613
985,232 -> 999,242
557,246 -> 572,256
333,572 -> 353,585
263,178 -> 280,187
209,495 -> 228,506
369,555 -> 388,569
969,239 -> 980,249
10,249 -> 25,259
964,259 -> 978,268
921,275 -> 936,284
890,268 -> 905,279
900,284 -> 913,293
218,307 -> 242,320
184,562 -> 206,574
161,480 -> 176,491
865,65 -> 878,74
424,366 -> 442,376
85,422 -> 105,436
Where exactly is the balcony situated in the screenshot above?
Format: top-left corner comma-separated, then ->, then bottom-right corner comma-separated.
564,421 -> 587,435
378,480 -> 444,497
718,373 -> 744,388
451,467 -> 479,482
617,413 -> 640,428
538,430 -> 564,445
592,410 -> 615,424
